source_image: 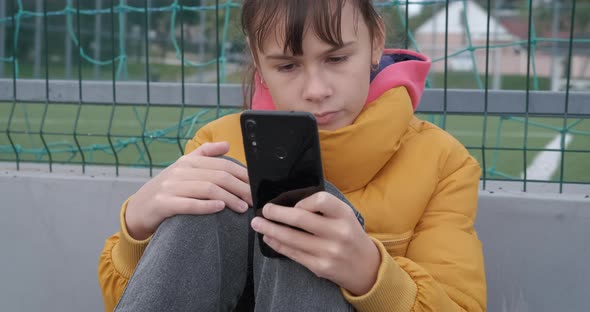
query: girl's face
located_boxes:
[254,3,384,131]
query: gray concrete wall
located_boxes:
[0,165,589,312]
[477,189,590,312]
[0,166,145,312]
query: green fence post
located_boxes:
[73,0,87,173]
[175,0,187,156]
[141,0,154,176]
[108,0,120,176]
[523,0,534,191]
[215,0,221,119]
[482,0,492,190]
[6,0,19,170]
[559,0,577,192]
[41,0,52,172]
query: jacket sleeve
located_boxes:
[342,155,486,311]
[97,129,212,311]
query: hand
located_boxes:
[126,142,252,240]
[250,192,380,296]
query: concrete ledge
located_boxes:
[1,165,589,311]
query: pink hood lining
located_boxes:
[251,49,431,112]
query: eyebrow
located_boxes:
[264,41,356,61]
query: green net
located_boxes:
[0,0,589,189]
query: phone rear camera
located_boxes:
[245,119,256,131]
[245,119,256,139]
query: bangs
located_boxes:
[242,0,358,58]
[240,0,382,109]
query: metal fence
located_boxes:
[0,0,589,192]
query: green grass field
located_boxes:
[431,114,590,184]
[1,102,588,184]
[0,102,238,166]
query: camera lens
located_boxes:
[245,119,256,131]
[245,119,256,139]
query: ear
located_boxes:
[372,17,386,65]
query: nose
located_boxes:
[302,69,333,103]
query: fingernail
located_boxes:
[251,218,260,230]
[240,201,249,212]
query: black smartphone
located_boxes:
[240,110,325,258]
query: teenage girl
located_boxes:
[99,1,486,311]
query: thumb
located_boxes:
[191,141,230,157]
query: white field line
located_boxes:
[522,133,573,180]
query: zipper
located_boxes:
[371,231,413,246]
[380,235,412,246]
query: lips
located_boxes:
[313,111,339,125]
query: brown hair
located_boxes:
[240,0,383,109]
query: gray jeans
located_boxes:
[115,182,360,312]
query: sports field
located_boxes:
[1,102,588,184]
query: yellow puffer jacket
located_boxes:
[98,86,486,311]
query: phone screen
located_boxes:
[241,111,325,258]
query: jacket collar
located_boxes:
[318,87,413,192]
[250,49,431,191]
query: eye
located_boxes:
[327,56,348,64]
[277,63,297,72]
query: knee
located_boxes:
[154,214,215,242]
[161,214,207,229]
[156,209,250,239]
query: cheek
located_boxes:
[258,67,295,110]
[342,66,371,106]
[267,80,299,110]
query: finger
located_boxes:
[167,167,252,206]
[202,169,252,205]
[294,192,352,219]
[262,235,319,271]
[166,197,226,216]
[191,142,230,158]
[261,203,330,236]
[181,155,250,184]
[170,180,249,213]
[251,216,324,256]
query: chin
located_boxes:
[320,120,352,131]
